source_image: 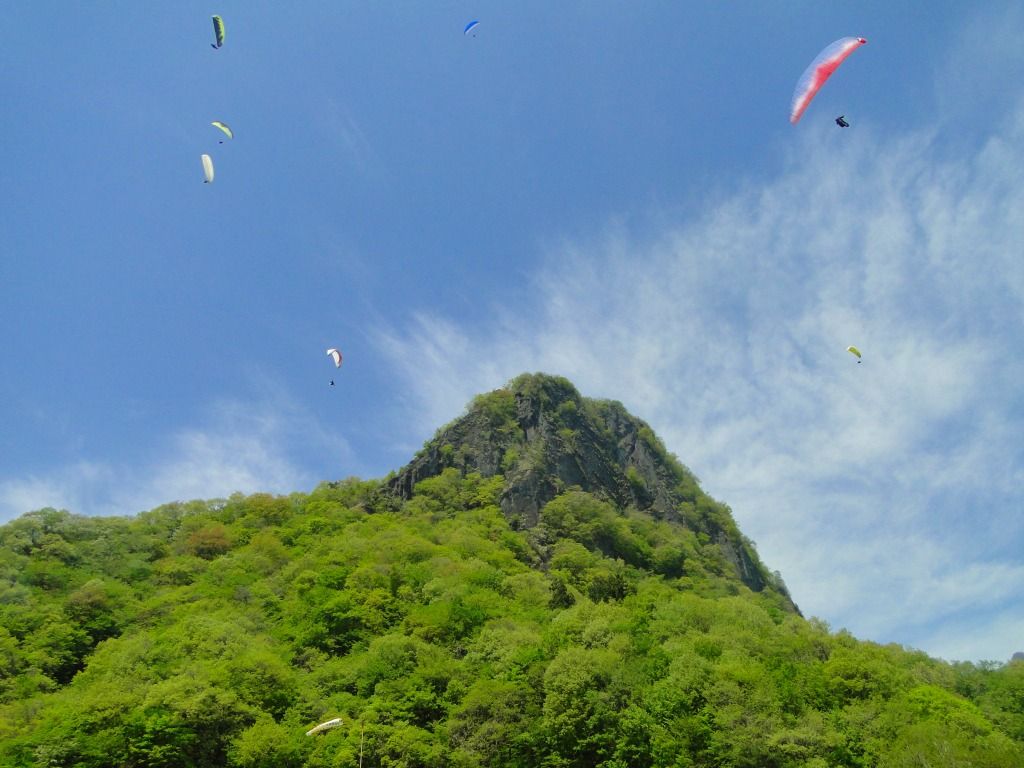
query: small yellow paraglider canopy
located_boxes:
[211,121,233,140]
[846,345,862,362]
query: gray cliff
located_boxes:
[390,373,796,609]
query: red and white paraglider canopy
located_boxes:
[790,37,867,124]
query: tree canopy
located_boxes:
[0,474,1021,767]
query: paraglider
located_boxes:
[847,346,862,363]
[306,718,342,736]
[211,121,233,143]
[327,347,342,385]
[835,115,850,128]
[211,15,225,49]
[790,37,867,124]
[201,154,214,183]
[464,20,480,37]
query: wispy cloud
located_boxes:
[0,392,352,521]
[318,95,383,183]
[376,93,1024,659]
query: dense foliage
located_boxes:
[1,475,1022,767]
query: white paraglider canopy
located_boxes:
[306,717,343,736]
[201,154,214,183]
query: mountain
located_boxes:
[0,374,1021,767]
[391,373,786,603]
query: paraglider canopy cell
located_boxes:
[211,15,225,48]
[790,37,866,124]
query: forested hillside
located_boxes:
[0,376,1021,767]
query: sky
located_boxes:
[2,2,1022,663]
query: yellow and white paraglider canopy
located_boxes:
[211,121,233,140]
[846,345,862,362]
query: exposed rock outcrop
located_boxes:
[390,373,788,605]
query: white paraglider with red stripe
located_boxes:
[790,37,867,124]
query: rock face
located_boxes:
[390,373,785,602]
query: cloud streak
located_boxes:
[0,392,352,522]
[377,101,1024,661]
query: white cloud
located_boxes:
[377,95,1024,660]
[0,463,116,521]
[921,611,1024,664]
[0,393,352,521]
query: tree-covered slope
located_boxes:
[0,378,1021,767]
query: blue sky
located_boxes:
[2,2,1023,663]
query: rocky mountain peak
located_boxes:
[390,373,785,600]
